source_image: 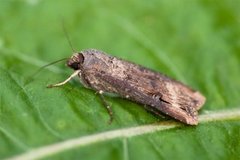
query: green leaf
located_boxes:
[1,0,240,160]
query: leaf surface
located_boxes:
[0,1,240,160]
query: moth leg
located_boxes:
[47,70,81,88]
[97,90,114,124]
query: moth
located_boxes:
[48,49,206,125]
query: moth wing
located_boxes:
[149,80,205,125]
[82,56,205,125]
[122,69,206,125]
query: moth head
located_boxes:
[67,53,84,70]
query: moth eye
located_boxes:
[70,62,80,70]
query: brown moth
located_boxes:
[48,49,206,125]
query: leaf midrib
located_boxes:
[7,108,240,160]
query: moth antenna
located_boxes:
[24,58,68,85]
[61,19,76,53]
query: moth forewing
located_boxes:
[48,49,206,125]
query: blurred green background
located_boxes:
[0,0,240,160]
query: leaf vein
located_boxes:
[7,109,240,160]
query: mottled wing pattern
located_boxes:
[81,50,205,125]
